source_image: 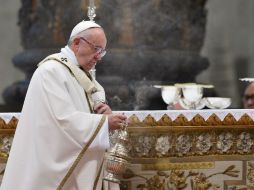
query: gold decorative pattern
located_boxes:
[1,111,254,189]
[143,114,157,126]
[142,162,214,170]
[157,114,172,126]
[223,113,237,125]
[190,114,207,126]
[224,161,254,190]
[114,111,254,189]
[238,113,254,125]
[123,165,239,190]
[127,112,254,127]
[0,117,17,160]
[206,113,223,126]
[172,114,189,126]
[127,126,254,159]
[126,112,254,160]
[128,114,142,127]
[0,119,5,129]
[0,117,18,130]
[247,162,254,185]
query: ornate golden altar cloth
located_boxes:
[116,109,254,190]
[0,113,19,161]
[1,110,254,190]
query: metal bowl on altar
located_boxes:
[179,98,206,110]
[175,83,214,109]
[154,85,180,109]
[205,97,231,109]
[181,84,204,103]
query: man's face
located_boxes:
[243,83,254,109]
[72,28,107,72]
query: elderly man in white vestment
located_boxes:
[0,21,126,190]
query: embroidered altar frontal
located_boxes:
[113,109,254,190]
[2,110,254,189]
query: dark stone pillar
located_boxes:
[3,0,85,109]
[3,0,209,111]
[96,0,209,110]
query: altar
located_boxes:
[1,110,254,190]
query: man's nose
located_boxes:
[94,53,102,61]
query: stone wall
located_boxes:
[0,1,24,105]
[198,0,254,108]
[1,0,210,110]
[1,0,254,110]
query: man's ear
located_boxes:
[72,38,80,52]
[73,38,80,46]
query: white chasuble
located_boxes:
[0,53,119,190]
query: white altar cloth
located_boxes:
[1,109,254,124]
[120,109,254,122]
[0,113,20,124]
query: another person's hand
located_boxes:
[94,102,112,114]
[108,113,127,130]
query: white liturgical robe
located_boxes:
[0,50,119,190]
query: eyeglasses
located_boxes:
[80,37,106,57]
[243,94,254,101]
